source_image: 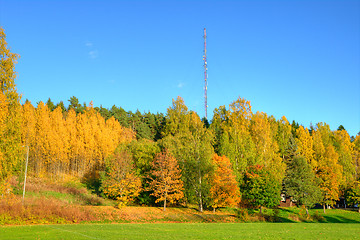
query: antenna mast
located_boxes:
[203,28,208,119]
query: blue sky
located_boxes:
[1,0,359,136]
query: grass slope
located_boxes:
[1,177,360,225]
[1,223,360,240]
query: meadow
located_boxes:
[1,177,360,240]
[2,222,360,240]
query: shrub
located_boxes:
[235,208,249,222]
[312,211,325,222]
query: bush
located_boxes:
[312,211,325,222]
[235,208,249,222]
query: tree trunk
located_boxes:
[163,187,167,211]
[198,169,203,212]
[306,207,309,216]
[163,197,167,211]
[323,204,326,214]
[213,207,216,213]
[199,193,203,212]
[260,206,263,214]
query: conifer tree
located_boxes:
[284,156,321,215]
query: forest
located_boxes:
[1,26,360,214]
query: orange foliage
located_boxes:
[148,150,184,211]
[210,154,240,211]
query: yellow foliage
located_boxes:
[317,145,343,206]
[101,151,142,206]
[296,126,315,168]
[20,101,135,178]
[102,173,142,206]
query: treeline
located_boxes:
[1,26,360,213]
[21,100,134,177]
[44,96,165,141]
[17,96,360,213]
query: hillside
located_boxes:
[1,177,359,225]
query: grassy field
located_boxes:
[1,178,360,239]
[1,222,360,240]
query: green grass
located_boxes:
[1,222,360,240]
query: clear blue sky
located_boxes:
[1,0,359,136]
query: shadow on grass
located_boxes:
[273,216,296,223]
[322,215,360,223]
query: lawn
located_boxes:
[1,223,360,240]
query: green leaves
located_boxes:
[284,156,321,209]
[241,165,281,210]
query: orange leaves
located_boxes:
[210,154,240,210]
[148,150,184,210]
[313,125,343,207]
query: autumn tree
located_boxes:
[354,135,360,179]
[334,129,355,186]
[275,116,293,161]
[148,150,184,211]
[210,154,240,212]
[317,145,342,213]
[0,27,22,185]
[296,126,315,169]
[313,123,343,213]
[250,112,285,183]
[163,96,191,137]
[0,91,8,185]
[101,150,142,207]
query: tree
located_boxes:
[284,156,321,215]
[0,91,8,186]
[163,96,191,137]
[161,97,214,212]
[127,139,160,205]
[337,125,345,131]
[68,96,83,114]
[148,150,184,211]
[353,135,360,179]
[209,154,240,212]
[317,145,342,213]
[296,126,316,169]
[0,27,22,185]
[241,165,281,213]
[344,181,360,213]
[275,116,292,161]
[101,150,142,207]
[334,129,355,186]
[55,101,66,113]
[313,123,343,213]
[250,112,285,183]
[46,98,55,111]
[216,97,257,182]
